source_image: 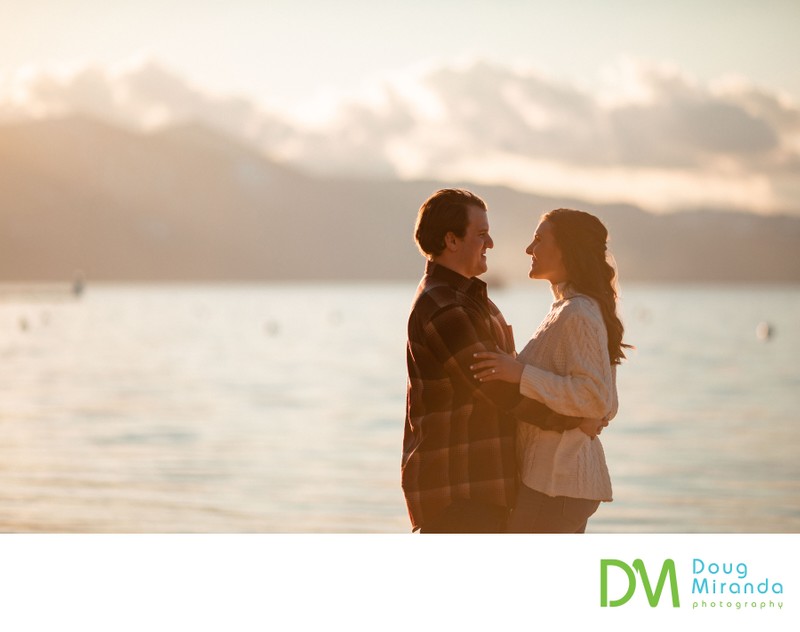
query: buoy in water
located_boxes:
[329,310,343,326]
[756,321,773,341]
[264,320,280,336]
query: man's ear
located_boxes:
[444,231,459,252]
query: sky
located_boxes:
[2,0,800,213]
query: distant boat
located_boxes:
[484,274,508,290]
[0,275,85,302]
[72,271,86,297]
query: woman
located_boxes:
[470,209,630,533]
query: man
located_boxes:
[402,188,589,533]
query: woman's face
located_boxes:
[526,220,568,284]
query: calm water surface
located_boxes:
[1,282,798,532]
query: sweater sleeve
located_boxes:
[519,299,616,419]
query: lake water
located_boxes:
[0,282,798,533]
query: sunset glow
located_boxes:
[1,1,799,214]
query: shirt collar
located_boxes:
[426,260,487,299]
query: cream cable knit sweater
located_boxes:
[516,283,616,501]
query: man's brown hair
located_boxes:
[414,188,487,257]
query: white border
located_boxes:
[0,534,796,631]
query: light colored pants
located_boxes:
[507,484,600,533]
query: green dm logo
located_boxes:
[601,559,681,608]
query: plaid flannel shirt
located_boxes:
[402,261,581,531]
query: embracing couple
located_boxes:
[402,188,631,533]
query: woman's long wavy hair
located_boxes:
[544,208,632,365]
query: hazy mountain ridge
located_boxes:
[1,116,799,283]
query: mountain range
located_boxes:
[1,115,799,283]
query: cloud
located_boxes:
[273,87,418,177]
[1,55,799,213]
[0,56,294,148]
[432,151,776,213]
[307,58,799,212]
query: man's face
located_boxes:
[454,205,493,278]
